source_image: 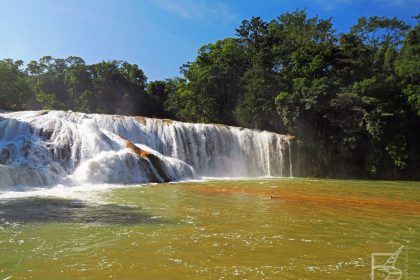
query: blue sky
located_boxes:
[0,0,418,80]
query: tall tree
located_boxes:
[0,59,32,110]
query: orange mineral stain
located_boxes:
[184,184,420,214]
[126,141,151,158]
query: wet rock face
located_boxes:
[0,149,10,164]
[126,141,151,158]
[125,140,171,183]
[37,127,54,140]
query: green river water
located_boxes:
[0,178,419,279]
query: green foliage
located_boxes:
[235,57,279,129]
[21,57,153,115]
[0,59,32,110]
[166,38,247,124]
[351,16,410,47]
[395,23,420,115]
[35,91,66,110]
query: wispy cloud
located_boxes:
[313,0,353,11]
[379,0,420,6]
[154,0,237,24]
[314,0,419,11]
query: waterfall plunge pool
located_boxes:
[0,178,419,279]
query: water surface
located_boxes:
[0,178,419,279]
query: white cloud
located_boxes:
[313,0,353,11]
[375,0,420,6]
[154,0,237,24]
[154,0,191,18]
[314,0,419,11]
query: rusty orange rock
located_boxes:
[126,141,151,158]
[285,134,296,141]
[133,116,147,125]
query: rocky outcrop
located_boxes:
[0,149,10,164]
[125,140,171,182]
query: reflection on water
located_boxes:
[0,178,419,279]
[0,198,167,225]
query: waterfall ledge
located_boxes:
[0,111,294,188]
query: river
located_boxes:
[1,178,419,279]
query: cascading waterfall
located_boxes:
[0,111,294,189]
[288,142,293,178]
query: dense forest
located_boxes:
[0,10,419,179]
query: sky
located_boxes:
[0,0,418,80]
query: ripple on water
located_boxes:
[0,179,419,279]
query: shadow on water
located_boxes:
[0,197,168,225]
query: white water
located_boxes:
[0,111,293,190]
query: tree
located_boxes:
[351,16,410,47]
[166,38,247,124]
[0,59,32,110]
[395,19,420,115]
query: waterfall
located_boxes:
[288,141,293,177]
[0,111,294,189]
